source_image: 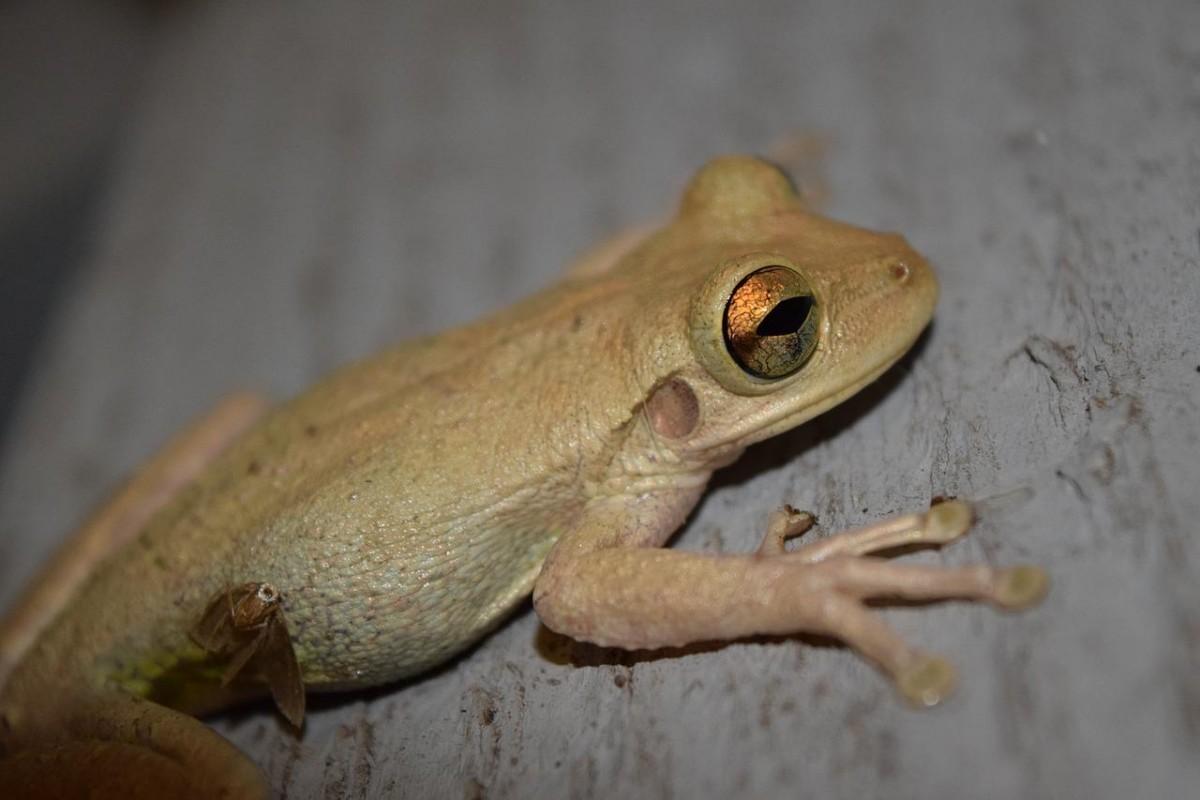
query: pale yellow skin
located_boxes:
[0,157,1046,798]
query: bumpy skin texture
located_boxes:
[0,157,1042,796]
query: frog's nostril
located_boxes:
[889,261,911,283]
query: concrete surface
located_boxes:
[1,1,1197,797]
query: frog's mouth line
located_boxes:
[691,327,926,455]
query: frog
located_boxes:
[0,156,1047,798]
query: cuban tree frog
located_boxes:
[0,156,1047,797]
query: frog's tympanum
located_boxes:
[0,157,1046,798]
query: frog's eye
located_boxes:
[722,266,819,379]
[689,255,821,395]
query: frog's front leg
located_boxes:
[533,499,1047,707]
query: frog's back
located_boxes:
[4,281,640,710]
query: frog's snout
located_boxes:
[884,249,938,325]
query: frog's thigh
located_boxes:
[0,393,268,678]
[562,223,658,279]
[1,694,268,799]
[88,391,269,554]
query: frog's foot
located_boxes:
[806,558,1049,705]
[787,499,974,564]
[895,655,958,708]
[0,692,268,799]
[756,505,816,556]
[992,564,1051,611]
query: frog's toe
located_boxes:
[924,499,973,543]
[756,505,816,556]
[992,565,1049,610]
[895,655,957,708]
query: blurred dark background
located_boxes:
[0,0,169,449]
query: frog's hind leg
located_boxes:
[0,393,268,687]
[1,692,268,799]
[561,224,658,280]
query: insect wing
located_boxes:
[189,582,305,726]
[191,586,244,653]
[220,625,269,686]
[261,612,305,727]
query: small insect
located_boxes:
[191,582,304,727]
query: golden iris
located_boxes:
[722,266,819,379]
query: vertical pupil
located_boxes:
[755,295,813,337]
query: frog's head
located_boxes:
[621,156,937,468]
